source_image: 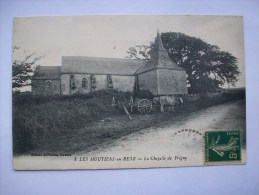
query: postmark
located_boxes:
[205,130,241,164]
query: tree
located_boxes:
[90,74,97,91]
[126,32,240,93]
[12,47,42,92]
[126,45,152,60]
[107,75,114,89]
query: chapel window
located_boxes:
[70,75,76,89]
[46,80,52,87]
[82,78,88,89]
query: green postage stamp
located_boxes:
[205,130,241,164]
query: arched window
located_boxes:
[46,80,52,87]
[45,80,52,95]
[82,78,88,89]
[70,75,76,89]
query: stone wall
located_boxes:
[31,80,61,95]
[61,74,135,95]
[112,75,135,92]
[137,70,158,95]
[157,69,188,95]
[61,74,94,95]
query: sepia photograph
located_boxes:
[12,15,246,170]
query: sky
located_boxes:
[13,15,245,87]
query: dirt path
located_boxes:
[82,99,246,166]
[14,99,246,169]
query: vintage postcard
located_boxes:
[12,15,246,170]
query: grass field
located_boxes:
[13,88,245,155]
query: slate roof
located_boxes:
[136,32,184,74]
[33,33,186,79]
[33,66,61,80]
[61,56,146,76]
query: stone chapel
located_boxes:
[32,32,188,96]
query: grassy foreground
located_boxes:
[13,89,245,155]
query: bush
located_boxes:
[13,90,132,154]
[182,89,245,112]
